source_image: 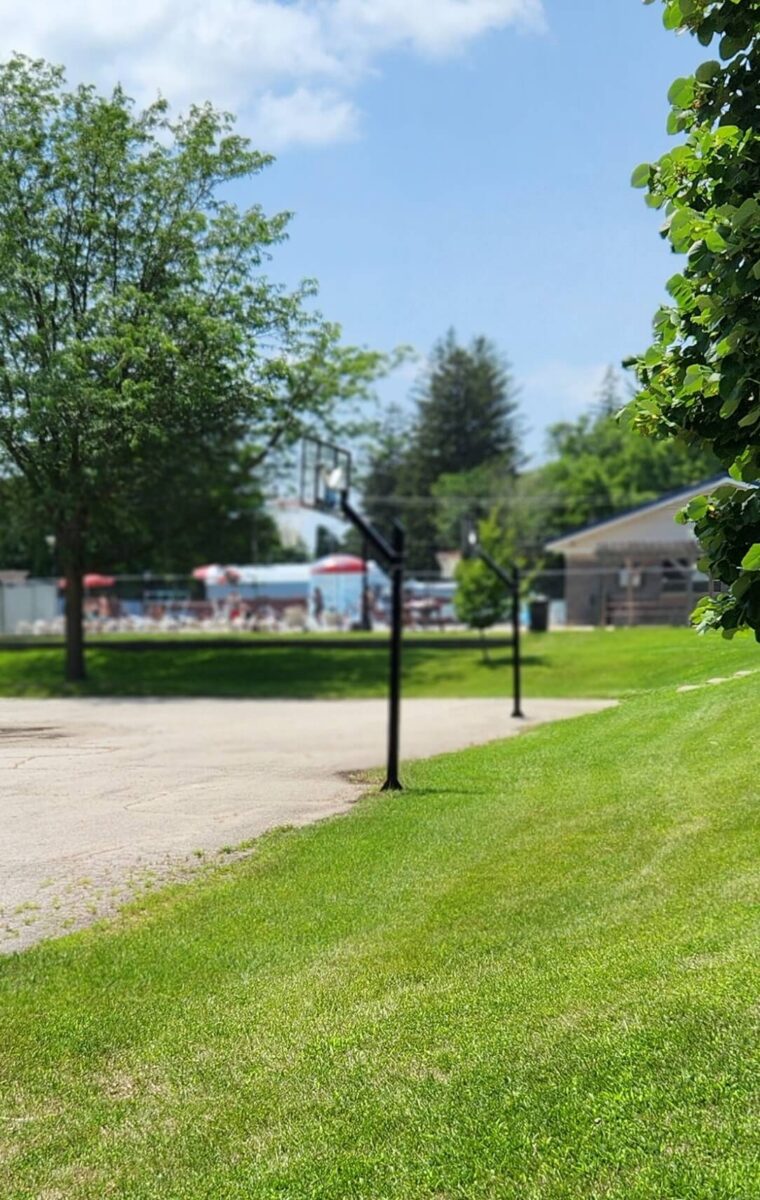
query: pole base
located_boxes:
[381,777,403,792]
[512,709,526,720]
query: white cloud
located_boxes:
[0,0,544,147]
[255,88,360,147]
[327,0,545,57]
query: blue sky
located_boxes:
[0,0,702,462]
[250,1,701,460]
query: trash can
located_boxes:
[528,595,549,633]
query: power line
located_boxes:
[357,493,692,509]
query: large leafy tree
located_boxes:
[0,435,293,575]
[541,370,719,535]
[435,369,718,566]
[629,1,760,638]
[90,429,287,573]
[0,56,385,678]
[0,474,53,575]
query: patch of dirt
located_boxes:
[1,843,261,953]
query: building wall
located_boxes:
[564,542,701,627]
[565,563,606,626]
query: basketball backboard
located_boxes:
[300,437,352,513]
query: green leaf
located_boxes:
[738,405,760,428]
[740,545,760,572]
[719,33,748,60]
[683,364,707,394]
[666,273,693,305]
[713,125,740,145]
[704,228,727,253]
[669,208,698,251]
[684,495,710,522]
[667,76,694,108]
[663,1,683,31]
[720,394,741,418]
[733,198,759,230]
[715,335,734,359]
[631,163,651,189]
[695,60,721,83]
[731,574,753,600]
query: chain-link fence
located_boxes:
[0,557,722,639]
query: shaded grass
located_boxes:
[0,626,757,699]
[1,678,758,1198]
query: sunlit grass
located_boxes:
[2,677,758,1197]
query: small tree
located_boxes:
[0,56,386,678]
[629,2,760,638]
[454,515,512,658]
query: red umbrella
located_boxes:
[192,564,216,581]
[193,565,240,584]
[311,554,366,575]
[58,573,116,589]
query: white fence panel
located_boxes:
[0,582,58,634]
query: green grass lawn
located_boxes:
[2,675,758,1198]
[0,626,757,698]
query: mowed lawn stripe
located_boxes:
[1,679,758,1198]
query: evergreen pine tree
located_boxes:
[357,334,522,572]
[412,331,522,485]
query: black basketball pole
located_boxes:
[511,565,523,720]
[339,493,405,790]
[471,541,525,720]
[383,521,405,791]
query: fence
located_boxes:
[0,562,721,639]
[0,581,58,635]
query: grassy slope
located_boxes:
[0,626,757,698]
[1,677,758,1198]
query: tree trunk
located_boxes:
[479,627,490,664]
[62,532,86,682]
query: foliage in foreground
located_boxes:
[1,679,758,1198]
[630,1,760,637]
